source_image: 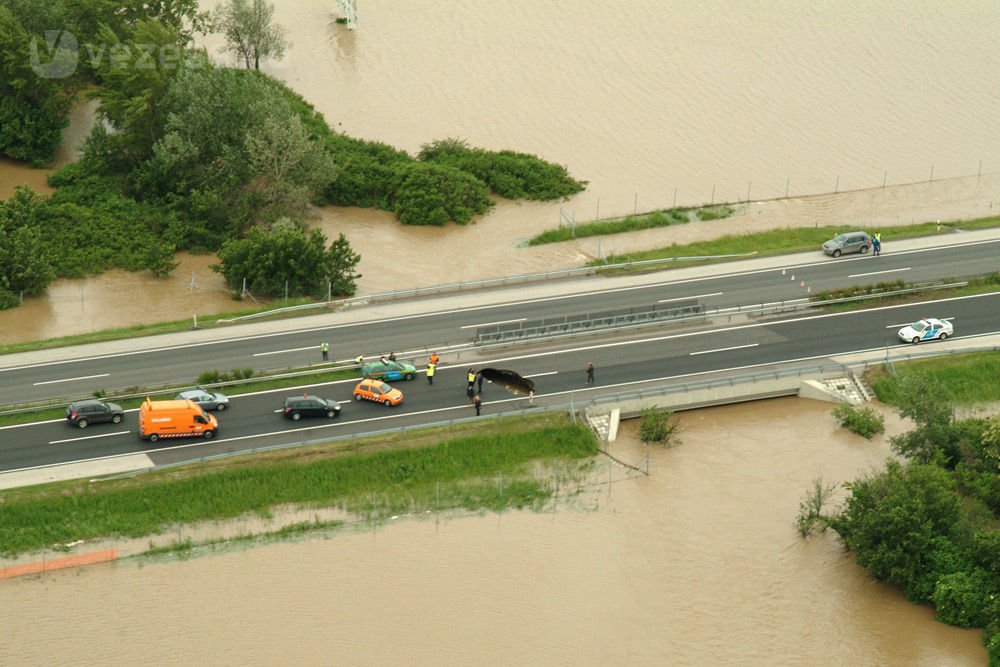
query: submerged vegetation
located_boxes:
[0,415,598,558]
[804,360,1000,661]
[0,0,586,309]
[529,205,733,245]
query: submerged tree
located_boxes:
[215,0,288,70]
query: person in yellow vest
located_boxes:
[354,354,364,367]
[320,342,329,361]
[467,368,476,397]
[426,362,436,385]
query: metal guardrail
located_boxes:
[475,301,705,344]
[219,253,757,323]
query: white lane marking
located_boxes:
[4,238,1000,375]
[690,343,759,356]
[848,267,911,278]
[49,430,130,445]
[253,346,317,357]
[460,318,526,329]
[33,373,109,386]
[524,371,558,378]
[658,292,723,303]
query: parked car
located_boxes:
[65,399,125,428]
[281,395,342,421]
[361,360,417,382]
[353,380,404,407]
[897,317,953,344]
[176,388,230,411]
[822,231,872,257]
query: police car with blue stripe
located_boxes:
[897,317,953,344]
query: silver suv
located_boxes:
[822,231,872,258]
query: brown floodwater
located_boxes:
[0,398,987,665]
[2,0,1000,341]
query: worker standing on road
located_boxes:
[354,354,364,367]
[320,342,329,361]
[477,372,484,394]
[872,233,881,256]
[586,362,595,385]
[429,352,440,366]
[467,368,476,392]
[427,363,436,385]
[388,351,396,361]
[474,394,482,416]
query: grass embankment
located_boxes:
[0,297,318,357]
[590,215,1000,269]
[0,414,598,558]
[0,366,362,428]
[528,205,734,245]
[864,351,1000,405]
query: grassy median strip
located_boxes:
[865,350,1000,405]
[0,414,598,558]
[590,215,1000,270]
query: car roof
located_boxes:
[68,399,107,407]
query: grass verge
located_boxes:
[0,413,598,558]
[0,297,320,357]
[590,215,1000,271]
[864,351,1000,405]
[528,205,734,245]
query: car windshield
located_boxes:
[911,321,928,332]
[377,382,392,393]
[832,235,848,244]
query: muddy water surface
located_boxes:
[3,1,1000,340]
[0,398,987,665]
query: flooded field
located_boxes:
[2,1,1000,340]
[0,398,987,665]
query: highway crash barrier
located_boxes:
[474,301,705,345]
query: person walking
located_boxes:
[354,354,364,367]
[429,352,440,366]
[473,394,482,416]
[528,390,534,406]
[477,371,484,394]
[872,233,881,257]
[586,362,595,385]
[426,362,436,385]
[320,342,329,361]
[467,368,476,392]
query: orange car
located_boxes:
[353,379,404,407]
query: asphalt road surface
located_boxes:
[3,290,999,473]
[2,238,998,405]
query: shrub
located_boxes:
[198,370,221,385]
[932,569,996,628]
[832,404,885,439]
[388,162,493,226]
[639,407,681,445]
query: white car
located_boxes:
[897,317,953,344]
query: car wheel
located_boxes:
[860,245,869,254]
[326,410,336,418]
[111,414,123,424]
[149,434,159,442]
[354,394,363,401]
[291,412,301,421]
[204,430,215,439]
[405,373,414,381]
[911,337,920,344]
[940,332,948,340]
[216,403,227,411]
[383,399,392,407]
[832,249,841,258]
[77,418,89,428]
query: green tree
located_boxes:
[0,187,56,308]
[0,7,73,164]
[830,461,967,603]
[214,0,287,70]
[889,373,963,466]
[213,219,360,298]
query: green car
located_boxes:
[361,360,417,381]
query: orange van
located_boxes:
[138,398,219,443]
